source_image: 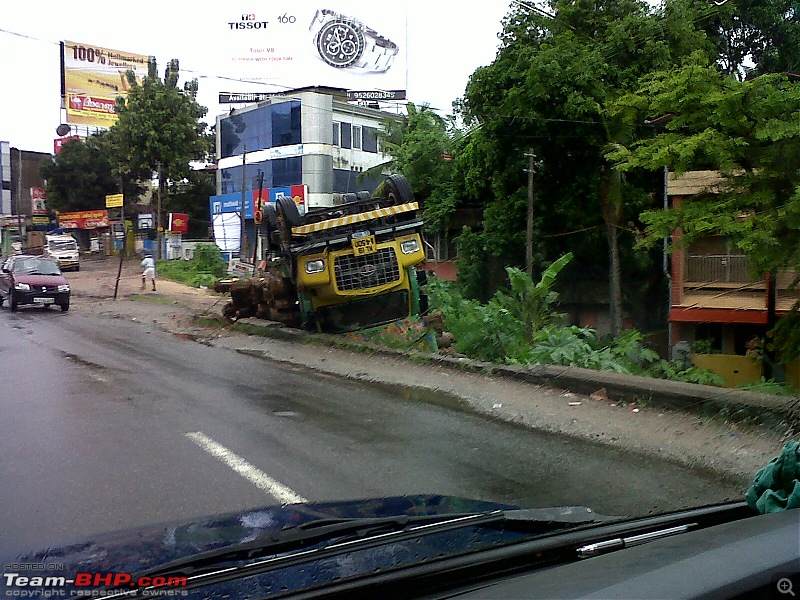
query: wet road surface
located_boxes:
[0,304,744,553]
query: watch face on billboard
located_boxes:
[200,1,407,95]
[316,17,365,68]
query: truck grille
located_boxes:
[334,248,400,291]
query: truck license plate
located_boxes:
[34,298,54,305]
[352,234,376,256]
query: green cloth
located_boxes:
[746,440,800,514]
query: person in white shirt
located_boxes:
[141,254,156,291]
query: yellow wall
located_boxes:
[692,354,763,388]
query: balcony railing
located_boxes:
[685,254,759,284]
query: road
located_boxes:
[0,303,744,554]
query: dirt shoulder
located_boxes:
[66,257,793,487]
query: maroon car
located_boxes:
[0,254,71,312]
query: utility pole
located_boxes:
[525,148,536,277]
[156,162,163,260]
[240,146,247,260]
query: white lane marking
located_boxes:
[186,431,307,504]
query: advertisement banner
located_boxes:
[209,193,254,220]
[57,209,109,229]
[138,213,154,230]
[212,212,241,252]
[62,41,150,127]
[31,187,47,215]
[105,193,124,208]
[169,213,189,234]
[202,2,407,97]
[251,184,307,215]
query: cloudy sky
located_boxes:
[1,1,511,154]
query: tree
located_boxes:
[107,58,213,250]
[376,103,458,233]
[39,133,140,212]
[607,57,800,355]
[457,0,712,334]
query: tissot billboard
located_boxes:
[61,41,150,127]
[204,2,407,96]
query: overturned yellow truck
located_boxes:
[221,175,430,334]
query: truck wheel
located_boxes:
[276,196,302,264]
[384,174,413,206]
[276,196,301,228]
[264,204,278,231]
[10,292,18,312]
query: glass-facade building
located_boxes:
[214,89,395,209]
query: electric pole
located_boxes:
[525,148,536,277]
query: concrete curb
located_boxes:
[231,317,799,429]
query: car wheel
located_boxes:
[10,291,18,312]
[60,302,70,312]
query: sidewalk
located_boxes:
[64,257,794,484]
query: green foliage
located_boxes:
[735,378,798,396]
[772,308,800,363]
[428,265,726,386]
[376,104,459,232]
[157,243,226,288]
[39,133,142,212]
[108,58,213,185]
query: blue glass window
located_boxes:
[219,101,301,158]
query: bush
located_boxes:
[157,243,226,288]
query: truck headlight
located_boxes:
[57,284,70,292]
[400,239,420,254]
[14,283,30,291]
[305,259,325,274]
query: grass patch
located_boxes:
[128,293,175,304]
[156,243,227,288]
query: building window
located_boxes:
[353,125,362,150]
[332,122,341,147]
[340,123,352,149]
[362,126,378,153]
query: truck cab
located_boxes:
[44,234,80,271]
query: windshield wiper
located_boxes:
[116,507,612,594]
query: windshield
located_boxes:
[14,258,62,275]
[48,239,78,251]
[2,2,798,599]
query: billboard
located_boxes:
[61,41,150,128]
[31,187,47,215]
[204,2,407,96]
[57,210,109,229]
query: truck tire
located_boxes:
[384,174,413,206]
[264,204,278,230]
[276,196,302,265]
[277,196,301,228]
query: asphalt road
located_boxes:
[0,303,744,554]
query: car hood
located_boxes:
[2,495,530,597]
[13,273,68,286]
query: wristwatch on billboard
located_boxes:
[309,9,399,73]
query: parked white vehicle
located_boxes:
[44,234,80,271]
